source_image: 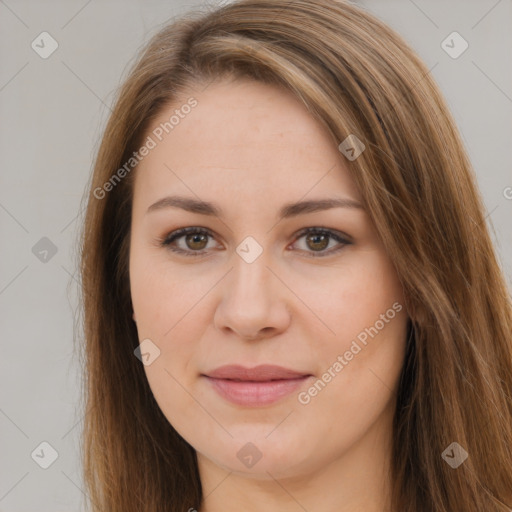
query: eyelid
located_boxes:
[160,226,352,258]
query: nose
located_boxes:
[213,251,291,341]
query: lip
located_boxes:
[202,365,313,407]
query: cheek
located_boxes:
[300,307,407,446]
[294,286,407,465]
[297,247,407,402]
[129,245,215,387]
[131,277,205,385]
[130,250,213,439]
[292,247,405,351]
[130,243,209,338]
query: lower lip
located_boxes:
[205,376,311,407]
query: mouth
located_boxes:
[202,365,313,407]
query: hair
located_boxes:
[78,0,512,510]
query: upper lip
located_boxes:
[204,364,311,381]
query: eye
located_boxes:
[290,227,351,257]
[160,227,218,257]
[159,226,351,258]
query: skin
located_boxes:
[129,76,408,512]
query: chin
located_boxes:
[198,431,320,479]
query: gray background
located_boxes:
[0,0,511,510]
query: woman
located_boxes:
[79,0,512,511]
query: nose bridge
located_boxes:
[229,238,273,300]
[213,234,291,339]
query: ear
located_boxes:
[132,311,137,322]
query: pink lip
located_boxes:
[203,365,312,407]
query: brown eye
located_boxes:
[292,228,351,257]
[305,232,330,251]
[185,232,209,251]
[161,227,217,257]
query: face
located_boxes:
[129,77,408,480]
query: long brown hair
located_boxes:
[78,1,512,510]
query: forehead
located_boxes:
[133,78,361,205]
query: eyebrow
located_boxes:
[146,195,364,219]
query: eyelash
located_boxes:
[159,226,352,258]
